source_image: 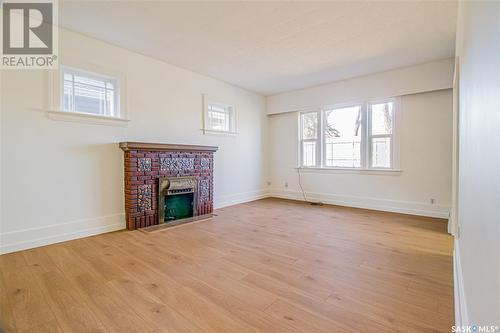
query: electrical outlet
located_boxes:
[285,182,289,188]
[430,198,436,204]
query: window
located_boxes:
[62,67,119,117]
[207,104,231,132]
[369,102,393,168]
[324,106,362,168]
[299,99,398,170]
[203,96,236,134]
[300,112,319,166]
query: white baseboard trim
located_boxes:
[454,238,468,328]
[0,213,125,255]
[269,188,450,219]
[215,189,270,209]
[0,189,449,254]
[0,189,267,255]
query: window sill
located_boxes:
[202,129,237,136]
[46,110,130,127]
[296,167,402,175]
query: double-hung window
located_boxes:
[299,99,398,170]
[62,67,120,117]
[300,112,319,167]
[368,101,394,168]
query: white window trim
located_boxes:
[294,166,402,175]
[202,94,237,136]
[60,65,119,117]
[367,97,401,170]
[298,110,321,167]
[46,109,130,127]
[46,62,129,126]
[298,98,401,171]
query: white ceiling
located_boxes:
[59,1,457,95]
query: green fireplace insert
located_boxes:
[164,193,194,221]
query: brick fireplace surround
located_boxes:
[119,142,218,230]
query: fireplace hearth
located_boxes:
[119,142,218,230]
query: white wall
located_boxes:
[0,29,268,254]
[454,0,500,327]
[267,58,454,115]
[268,89,452,218]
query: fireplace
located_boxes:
[119,142,218,230]
[158,176,198,224]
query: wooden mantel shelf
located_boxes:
[119,142,218,152]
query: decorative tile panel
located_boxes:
[160,158,173,171]
[137,158,152,172]
[200,157,210,170]
[137,184,152,212]
[160,157,194,171]
[199,179,209,202]
[180,158,194,170]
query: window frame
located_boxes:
[299,110,321,167]
[60,65,121,118]
[202,95,237,135]
[367,98,398,169]
[298,98,400,171]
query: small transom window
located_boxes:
[203,96,236,134]
[62,67,120,117]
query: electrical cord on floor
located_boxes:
[297,168,323,206]
[297,167,308,202]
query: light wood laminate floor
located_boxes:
[0,198,454,333]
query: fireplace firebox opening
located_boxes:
[158,177,198,224]
[164,192,194,221]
